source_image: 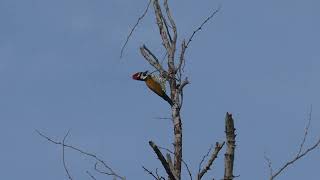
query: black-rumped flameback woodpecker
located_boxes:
[132,71,173,106]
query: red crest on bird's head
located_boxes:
[132,71,149,81]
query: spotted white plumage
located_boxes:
[150,74,167,93]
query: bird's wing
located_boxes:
[151,74,166,93]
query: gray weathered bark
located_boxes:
[224,113,236,180]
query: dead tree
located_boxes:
[132,0,221,179]
[37,1,320,180]
[124,1,232,179]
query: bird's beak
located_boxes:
[132,72,140,80]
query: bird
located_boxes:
[132,71,173,106]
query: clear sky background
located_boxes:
[0,0,319,179]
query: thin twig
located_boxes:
[120,0,151,58]
[186,5,221,48]
[62,130,73,180]
[270,106,320,180]
[142,166,161,180]
[86,171,97,180]
[198,142,225,180]
[264,152,273,178]
[36,130,126,180]
[153,117,172,121]
[297,105,313,156]
[155,168,166,180]
[198,145,214,176]
[159,146,193,180]
[271,137,320,180]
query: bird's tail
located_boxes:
[162,93,173,106]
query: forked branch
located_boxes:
[153,0,172,52]
[149,141,177,180]
[198,142,225,180]
[36,130,126,180]
[120,0,151,58]
[140,45,168,79]
[62,131,73,180]
[266,106,320,180]
[186,5,221,48]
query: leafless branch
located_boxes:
[270,137,320,180]
[149,141,177,180]
[177,40,186,74]
[163,0,177,45]
[178,77,190,92]
[224,112,236,180]
[142,166,164,180]
[198,142,225,180]
[264,152,273,178]
[143,166,159,180]
[152,0,171,52]
[166,153,176,180]
[162,12,173,44]
[153,117,173,121]
[155,168,166,180]
[186,5,221,49]
[36,130,126,180]
[198,145,213,177]
[269,106,320,180]
[120,0,151,58]
[86,171,97,180]
[297,105,312,156]
[159,146,193,180]
[62,130,73,180]
[140,45,168,79]
[136,2,221,180]
[94,162,121,179]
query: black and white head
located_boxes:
[132,71,149,81]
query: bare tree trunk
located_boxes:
[224,113,236,180]
[172,103,182,179]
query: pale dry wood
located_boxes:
[171,100,182,179]
[149,141,177,180]
[163,0,177,75]
[198,142,225,180]
[152,0,171,52]
[160,146,193,180]
[164,0,177,44]
[177,40,186,74]
[152,1,182,179]
[140,45,168,79]
[139,1,220,179]
[224,113,236,180]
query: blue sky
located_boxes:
[0,0,319,179]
